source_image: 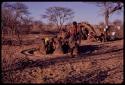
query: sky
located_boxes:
[6,2,124,25]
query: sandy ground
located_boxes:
[1,39,123,84]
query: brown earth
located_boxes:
[1,37,123,84]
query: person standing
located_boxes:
[69,21,80,56]
[104,25,108,42]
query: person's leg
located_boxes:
[78,38,81,45]
[104,32,107,42]
[72,41,78,56]
[79,32,82,45]
[76,42,80,55]
[69,40,76,57]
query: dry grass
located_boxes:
[1,34,123,84]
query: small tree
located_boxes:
[96,2,123,41]
[42,6,74,32]
[2,2,30,46]
[96,2,123,26]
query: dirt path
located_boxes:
[2,40,123,83]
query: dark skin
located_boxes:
[69,21,80,57]
[40,22,80,56]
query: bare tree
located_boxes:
[96,2,123,26]
[13,2,30,45]
[42,6,74,32]
[2,3,15,35]
[2,3,17,45]
[2,2,30,46]
[96,2,123,41]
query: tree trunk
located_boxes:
[105,14,109,26]
[104,12,109,42]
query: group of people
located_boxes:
[40,21,109,56]
[58,21,90,56]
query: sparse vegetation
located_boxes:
[1,2,123,84]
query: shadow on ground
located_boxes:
[3,43,123,73]
[78,45,99,54]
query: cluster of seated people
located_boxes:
[41,36,71,55]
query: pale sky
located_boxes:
[5,2,124,25]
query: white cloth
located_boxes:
[106,26,108,29]
[112,32,116,36]
[104,28,106,32]
[104,26,108,31]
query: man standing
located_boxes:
[104,25,108,42]
[69,21,80,56]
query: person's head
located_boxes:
[101,33,104,35]
[73,21,77,26]
[62,29,65,32]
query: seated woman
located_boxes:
[61,40,70,54]
[45,39,55,54]
[94,33,105,42]
[110,31,116,41]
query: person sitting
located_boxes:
[45,39,55,54]
[99,33,105,42]
[110,31,116,41]
[61,41,70,54]
[94,33,104,42]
